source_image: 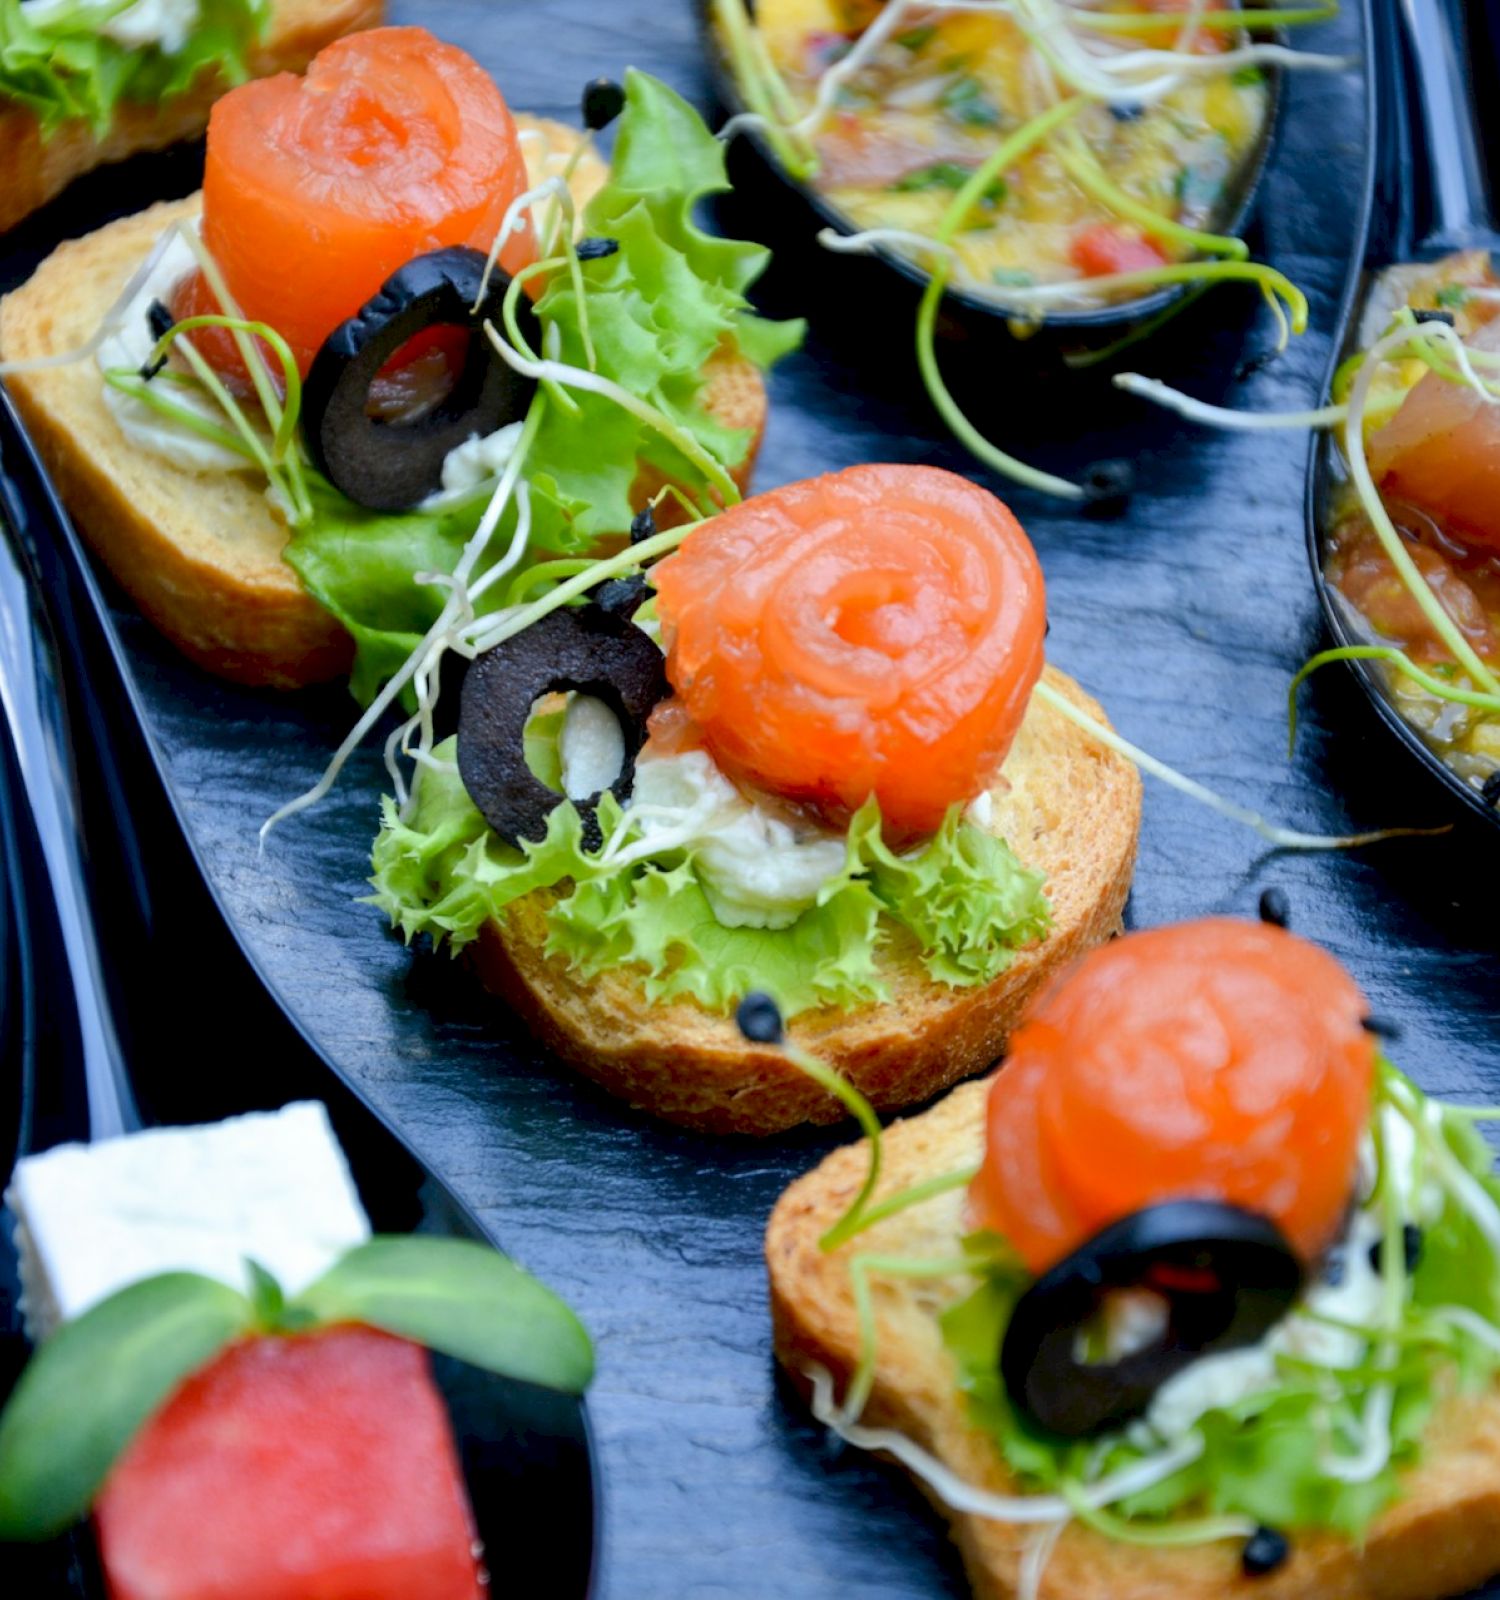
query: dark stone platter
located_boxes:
[4,2,1499,1596]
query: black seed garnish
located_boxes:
[1242,1526,1291,1577]
[139,298,175,379]
[146,298,174,341]
[1361,1013,1402,1041]
[457,602,667,848]
[575,237,620,261]
[1370,1223,1423,1276]
[591,573,649,620]
[737,992,784,1045]
[1108,102,1145,122]
[1235,348,1278,383]
[1001,1201,1303,1437]
[1257,886,1291,928]
[1412,308,1457,327]
[302,247,538,511]
[1082,459,1132,518]
[630,504,658,545]
[1482,770,1500,808]
[582,77,626,131]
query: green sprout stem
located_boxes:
[1058,130,1249,262]
[845,1252,978,1422]
[713,0,819,177]
[1079,5,1338,33]
[918,97,1089,500]
[780,1042,886,1251]
[102,369,257,462]
[1343,329,1500,698]
[1288,646,1500,755]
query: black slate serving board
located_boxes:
[5,2,1500,1596]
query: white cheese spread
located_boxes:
[423,421,526,507]
[21,0,202,55]
[628,749,847,929]
[6,1102,371,1341]
[95,224,250,474]
[1143,1119,1421,1442]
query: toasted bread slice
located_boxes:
[0,118,768,687]
[768,1079,1500,1600]
[0,1,383,235]
[470,665,1141,1134]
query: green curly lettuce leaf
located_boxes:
[0,0,268,137]
[938,1074,1500,1543]
[368,740,1049,1020]
[283,70,802,705]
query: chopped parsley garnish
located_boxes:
[940,74,1002,128]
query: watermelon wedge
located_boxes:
[95,1325,486,1600]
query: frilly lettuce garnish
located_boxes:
[284,70,802,706]
[368,738,1051,1020]
[0,0,268,137]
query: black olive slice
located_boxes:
[302,247,539,512]
[457,603,668,847]
[1000,1201,1303,1438]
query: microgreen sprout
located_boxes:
[1288,647,1500,754]
[1031,677,1437,848]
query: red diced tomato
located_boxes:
[1070,224,1169,279]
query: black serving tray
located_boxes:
[1,3,1499,1597]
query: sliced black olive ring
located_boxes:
[457,595,668,849]
[302,246,539,512]
[1000,1200,1304,1438]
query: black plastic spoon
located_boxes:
[697,0,1288,361]
[0,400,600,1595]
[1304,0,1500,830]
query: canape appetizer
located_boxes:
[767,913,1500,1600]
[371,462,1142,1133]
[0,1102,593,1598]
[0,1,379,234]
[0,26,796,698]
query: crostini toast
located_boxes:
[767,1079,1500,1600]
[472,665,1141,1135]
[0,117,767,687]
[0,0,383,235]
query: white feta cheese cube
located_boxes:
[6,1103,371,1341]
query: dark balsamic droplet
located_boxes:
[1108,102,1145,122]
[1361,1013,1402,1041]
[1482,770,1500,809]
[582,77,627,131]
[1370,1223,1423,1276]
[737,991,785,1045]
[1083,459,1132,518]
[630,504,658,545]
[575,237,620,261]
[1242,1526,1291,1577]
[1412,308,1457,327]
[1257,886,1291,929]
